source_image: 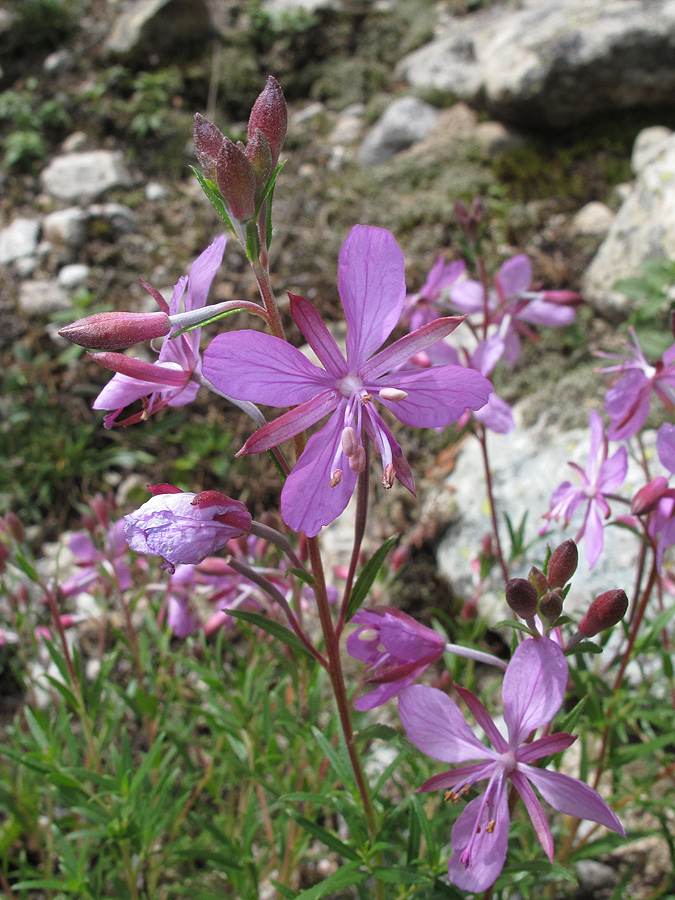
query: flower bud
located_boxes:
[3,511,24,543]
[194,113,225,179]
[539,589,564,624]
[247,75,287,168]
[505,577,538,618]
[245,127,273,187]
[578,589,628,638]
[631,476,669,515]
[59,311,170,350]
[216,138,257,222]
[528,565,548,596]
[547,539,578,588]
[0,542,9,574]
[541,290,584,306]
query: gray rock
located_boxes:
[19,280,71,316]
[40,151,132,203]
[145,181,168,201]
[42,207,89,249]
[0,218,40,265]
[575,859,616,894]
[61,132,88,153]
[263,0,337,12]
[43,49,76,74]
[398,0,675,128]
[358,96,440,166]
[87,203,137,236]
[328,104,366,145]
[570,201,615,237]
[104,0,215,60]
[631,125,674,175]
[473,120,523,157]
[57,264,91,290]
[584,129,675,314]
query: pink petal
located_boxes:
[597,445,628,493]
[455,685,509,753]
[503,638,568,747]
[518,298,576,327]
[203,330,335,406]
[510,770,555,861]
[522,766,625,836]
[398,685,496,764]
[516,732,576,764]
[497,254,532,298]
[184,235,226,312]
[93,373,160,410]
[474,393,514,434]
[447,785,510,892]
[289,293,347,378]
[280,411,358,536]
[657,423,675,474]
[583,501,605,567]
[449,280,484,314]
[238,391,341,454]
[417,760,496,794]
[338,225,406,366]
[376,366,492,427]
[360,317,467,381]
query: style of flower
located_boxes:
[124,484,251,573]
[449,254,577,362]
[544,411,627,566]
[203,225,492,536]
[403,256,466,332]
[347,607,446,710]
[399,637,624,893]
[599,327,675,440]
[92,235,226,427]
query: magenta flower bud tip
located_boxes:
[528,565,548,596]
[247,75,287,167]
[547,539,579,588]
[3,511,24,543]
[578,589,628,637]
[505,577,539,618]
[59,311,170,350]
[541,290,584,306]
[194,112,225,178]
[631,476,670,515]
[245,127,273,186]
[540,589,564,623]
[216,138,257,222]
[0,543,9,574]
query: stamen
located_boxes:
[341,426,359,457]
[329,469,342,488]
[378,387,408,402]
[382,463,395,489]
[486,820,496,834]
[349,446,366,473]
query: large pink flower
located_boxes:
[399,638,624,893]
[204,226,492,536]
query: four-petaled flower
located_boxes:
[399,637,624,893]
[92,235,226,427]
[544,410,627,566]
[203,225,492,536]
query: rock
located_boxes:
[328,104,366,145]
[104,0,215,61]
[473,120,523,157]
[570,201,615,236]
[87,202,137,237]
[43,49,76,74]
[263,0,337,12]
[40,151,132,203]
[0,218,40,265]
[358,96,441,166]
[19,281,71,316]
[575,859,616,894]
[400,103,479,160]
[397,0,675,128]
[631,125,673,175]
[584,129,675,315]
[42,207,89,249]
[61,132,88,153]
[145,181,168,201]
[57,264,90,290]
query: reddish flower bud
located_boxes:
[541,290,584,306]
[547,539,578,588]
[216,138,257,222]
[0,542,9,574]
[3,511,24,543]
[578,589,628,638]
[528,565,548,596]
[631,476,670,515]
[539,589,564,624]
[194,113,225,178]
[245,127,273,187]
[247,75,287,168]
[505,577,538,618]
[59,311,170,350]
[454,200,471,229]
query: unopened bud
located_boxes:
[245,127,273,187]
[59,311,170,350]
[505,577,538,618]
[578,589,628,638]
[194,113,225,178]
[3,511,24,543]
[547,539,578,588]
[454,200,471,229]
[541,290,584,306]
[216,138,257,222]
[540,589,564,624]
[0,542,9,574]
[247,76,287,168]
[528,565,548,597]
[631,477,669,515]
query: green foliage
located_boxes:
[0,77,71,170]
[613,257,675,357]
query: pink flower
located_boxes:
[347,607,446,710]
[203,225,492,536]
[92,235,226,427]
[399,638,624,893]
[403,256,466,332]
[61,519,133,598]
[544,411,627,566]
[124,484,251,573]
[600,328,675,440]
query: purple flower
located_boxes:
[600,328,675,440]
[399,638,624,893]
[203,226,492,536]
[124,484,251,573]
[544,411,627,567]
[347,607,446,710]
[450,254,576,362]
[93,235,226,427]
[403,256,466,332]
[61,519,133,598]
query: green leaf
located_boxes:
[371,866,427,884]
[310,726,354,790]
[225,608,316,662]
[9,549,40,582]
[292,814,360,861]
[493,620,537,636]
[245,220,261,263]
[345,534,399,622]
[565,640,603,656]
[190,167,234,232]
[287,567,315,587]
[292,862,368,899]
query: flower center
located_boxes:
[499,751,517,775]
[338,373,365,399]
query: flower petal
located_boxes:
[339,225,406,366]
[497,254,532,298]
[204,330,334,406]
[503,638,568,747]
[657,422,675,474]
[447,784,510,892]
[360,317,467,381]
[398,685,496,764]
[522,765,625,836]
[289,293,347,377]
[510,770,555,861]
[516,732,576,765]
[184,234,226,311]
[238,391,341,454]
[455,685,509,753]
[417,760,496,794]
[377,366,492,427]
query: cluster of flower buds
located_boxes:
[193,76,287,232]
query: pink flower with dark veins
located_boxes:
[204,225,492,536]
